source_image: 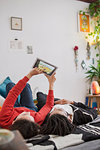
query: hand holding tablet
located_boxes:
[33,58,57,76]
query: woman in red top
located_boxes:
[0,67,56,139]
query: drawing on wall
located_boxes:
[78,13,90,32]
[11,17,22,31]
[10,39,23,49]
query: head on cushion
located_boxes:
[10,119,40,139]
[40,114,75,136]
[36,92,59,111]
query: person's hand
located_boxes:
[45,72,56,84]
[44,72,56,90]
[30,67,43,76]
[27,67,43,79]
[55,99,73,105]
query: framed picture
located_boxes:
[33,58,57,76]
[11,17,22,31]
[78,12,90,32]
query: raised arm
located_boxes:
[44,72,56,90]
[0,68,43,119]
[34,72,56,124]
[54,99,74,105]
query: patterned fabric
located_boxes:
[71,102,97,125]
[26,116,100,150]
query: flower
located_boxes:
[74,46,78,51]
[73,46,79,71]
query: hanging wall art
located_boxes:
[11,17,22,31]
[73,46,79,71]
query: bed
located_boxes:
[25,115,100,150]
[0,90,100,150]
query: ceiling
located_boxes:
[77,0,97,3]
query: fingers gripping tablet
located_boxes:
[33,58,57,76]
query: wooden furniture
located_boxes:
[86,94,100,114]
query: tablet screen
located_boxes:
[33,58,57,75]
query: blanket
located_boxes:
[25,115,100,150]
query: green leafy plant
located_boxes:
[87,0,100,49]
[84,0,100,83]
[79,1,100,83]
[80,0,100,51]
[85,63,100,82]
[89,0,100,17]
[84,3,99,53]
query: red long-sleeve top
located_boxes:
[0,76,54,129]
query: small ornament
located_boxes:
[73,46,79,71]
[86,42,91,59]
[81,60,86,69]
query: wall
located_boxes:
[0,0,95,102]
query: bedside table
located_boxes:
[86,94,100,114]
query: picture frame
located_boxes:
[33,58,57,76]
[11,17,22,31]
[78,12,90,32]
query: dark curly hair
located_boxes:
[40,114,75,136]
[10,119,40,139]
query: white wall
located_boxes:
[0,0,95,102]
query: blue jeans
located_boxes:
[6,83,37,111]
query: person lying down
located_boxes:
[0,68,56,139]
[39,98,97,136]
[0,70,97,138]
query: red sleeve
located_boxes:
[33,90,54,124]
[0,76,29,120]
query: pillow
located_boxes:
[0,77,12,98]
[36,92,60,111]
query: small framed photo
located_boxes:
[11,17,22,31]
[33,58,57,76]
[78,12,90,32]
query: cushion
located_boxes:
[0,77,12,98]
[36,92,60,111]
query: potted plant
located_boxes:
[85,0,100,84]
[89,0,100,17]
[80,0,100,51]
[87,0,100,50]
[85,63,100,83]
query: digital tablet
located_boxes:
[33,58,57,76]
